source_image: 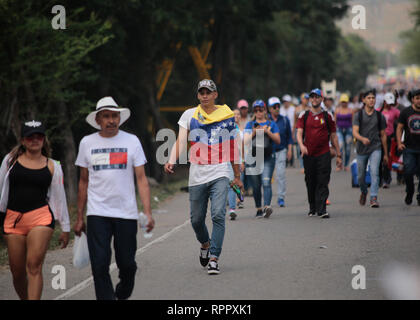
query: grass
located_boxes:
[0,178,188,266]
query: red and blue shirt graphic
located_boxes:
[91,148,128,171]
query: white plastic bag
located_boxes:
[73,232,90,269]
[138,211,153,239]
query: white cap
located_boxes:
[282,94,292,102]
[268,96,281,107]
[384,92,396,105]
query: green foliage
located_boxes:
[400,0,420,64]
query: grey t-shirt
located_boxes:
[353,108,386,155]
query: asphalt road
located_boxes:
[0,162,419,300]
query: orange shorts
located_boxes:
[4,205,55,236]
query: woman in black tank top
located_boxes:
[8,159,52,213]
[2,120,69,300]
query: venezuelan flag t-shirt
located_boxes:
[178,105,239,186]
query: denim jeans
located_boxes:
[189,177,229,259]
[357,149,382,198]
[274,149,287,200]
[403,148,420,196]
[337,127,353,168]
[87,216,138,300]
[247,153,276,208]
[296,143,304,169]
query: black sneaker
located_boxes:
[308,211,316,217]
[405,192,413,205]
[199,247,210,267]
[263,206,273,219]
[256,209,263,219]
[320,212,330,219]
[229,211,237,221]
[208,260,220,275]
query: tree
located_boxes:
[400,0,420,64]
[0,0,112,203]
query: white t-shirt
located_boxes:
[75,130,147,219]
[280,105,296,129]
[178,107,231,187]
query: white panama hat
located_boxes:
[86,96,131,130]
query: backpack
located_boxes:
[357,109,382,138]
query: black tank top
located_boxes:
[7,159,52,213]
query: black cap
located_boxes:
[21,120,46,137]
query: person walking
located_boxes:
[0,120,70,300]
[396,88,420,205]
[295,93,310,173]
[244,100,280,218]
[334,93,353,171]
[268,96,293,207]
[352,89,388,208]
[379,92,400,188]
[73,96,154,300]
[296,89,342,219]
[164,79,243,275]
[227,108,244,219]
[237,99,252,196]
[280,94,296,167]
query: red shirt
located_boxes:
[297,110,336,157]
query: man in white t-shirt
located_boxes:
[74,96,154,300]
[281,94,296,167]
[164,79,243,275]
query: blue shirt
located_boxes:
[268,114,293,152]
[244,120,280,135]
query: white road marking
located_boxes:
[54,219,190,300]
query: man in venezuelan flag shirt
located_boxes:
[164,79,243,275]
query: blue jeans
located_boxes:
[227,163,237,210]
[296,143,304,169]
[337,127,353,168]
[274,149,287,200]
[248,153,276,208]
[189,177,229,259]
[87,216,138,300]
[403,148,420,196]
[357,149,382,198]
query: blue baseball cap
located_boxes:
[309,88,322,97]
[252,99,266,108]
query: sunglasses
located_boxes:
[271,105,280,109]
[24,133,45,141]
[254,108,264,113]
[310,95,322,99]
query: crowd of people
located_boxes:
[0,78,419,300]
